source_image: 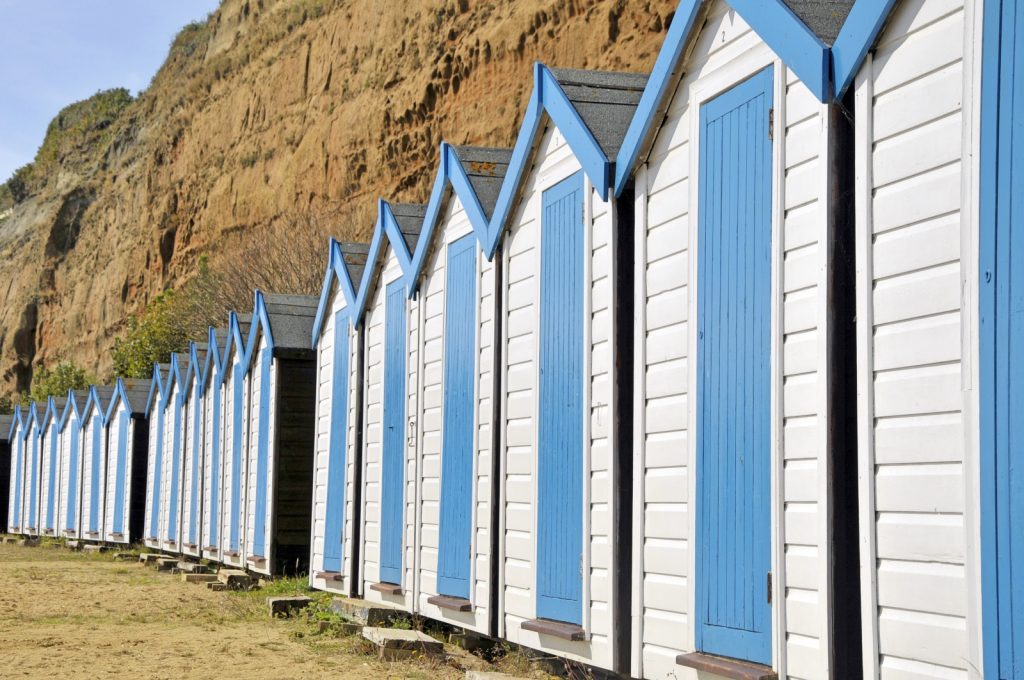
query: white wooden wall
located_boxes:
[23,420,38,536]
[629,4,832,678]
[57,416,78,538]
[160,384,181,551]
[6,427,20,532]
[181,381,203,557]
[855,0,977,678]
[414,194,497,635]
[80,412,105,542]
[310,286,361,594]
[245,336,278,574]
[219,356,250,567]
[102,400,135,544]
[144,397,161,549]
[496,122,617,670]
[38,419,58,536]
[202,364,224,561]
[361,246,419,611]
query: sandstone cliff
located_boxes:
[0,0,675,394]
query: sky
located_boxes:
[0,0,221,181]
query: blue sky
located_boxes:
[0,0,221,181]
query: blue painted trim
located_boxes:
[311,240,361,344]
[614,0,703,195]
[148,381,165,539]
[201,326,224,396]
[28,419,39,530]
[251,346,273,558]
[831,0,899,99]
[322,309,351,574]
[88,412,102,533]
[45,418,59,532]
[352,199,418,325]
[229,360,245,552]
[729,0,828,96]
[188,382,202,546]
[166,392,183,541]
[221,311,250,387]
[65,422,80,532]
[245,290,276,374]
[112,408,129,536]
[145,365,166,417]
[207,368,222,546]
[482,63,611,259]
[407,143,493,296]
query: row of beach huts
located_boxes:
[0,0,1020,677]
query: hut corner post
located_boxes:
[612,180,635,676]
[826,88,862,680]
[350,326,366,600]
[488,252,505,640]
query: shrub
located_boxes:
[29,361,93,402]
[111,290,189,379]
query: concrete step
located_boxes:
[66,540,81,551]
[176,562,210,574]
[361,627,444,661]
[18,538,40,547]
[206,582,229,592]
[217,569,255,590]
[2,537,19,544]
[82,544,108,553]
[182,574,219,584]
[138,553,161,566]
[329,596,410,626]
[112,552,135,561]
[155,558,179,572]
[315,620,362,636]
[268,596,313,618]
[450,631,494,653]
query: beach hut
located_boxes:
[404,144,511,635]
[310,240,369,596]
[474,63,646,674]
[80,386,114,542]
[242,292,317,576]
[38,395,67,537]
[845,0,1004,676]
[201,325,231,563]
[219,312,252,569]
[0,414,11,534]
[58,391,87,540]
[23,402,40,537]
[6,407,24,534]
[611,1,871,676]
[180,342,209,559]
[354,200,426,612]
[102,378,152,545]
[144,364,170,551]
[159,354,187,553]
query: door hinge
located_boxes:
[768,108,774,141]
[767,571,773,604]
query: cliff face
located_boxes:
[0,0,675,393]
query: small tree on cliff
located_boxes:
[29,361,93,402]
[112,290,189,379]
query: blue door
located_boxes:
[188,391,202,547]
[230,363,245,552]
[45,423,58,531]
[12,435,22,529]
[149,397,164,538]
[167,395,183,542]
[253,348,273,558]
[208,383,221,547]
[112,410,129,535]
[380,279,407,585]
[438,234,477,599]
[695,68,774,665]
[981,2,1024,676]
[66,425,79,531]
[323,312,351,574]
[29,432,39,530]
[536,171,584,624]
[89,415,102,533]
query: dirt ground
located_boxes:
[0,542,530,679]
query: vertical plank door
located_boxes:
[536,170,585,625]
[695,66,774,665]
[253,348,273,558]
[438,234,478,599]
[323,312,351,574]
[380,279,408,585]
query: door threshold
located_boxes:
[521,618,586,641]
[676,652,776,680]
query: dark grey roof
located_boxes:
[212,326,230,348]
[339,242,370,291]
[550,68,648,158]
[50,396,67,414]
[454,146,513,218]
[0,415,12,442]
[263,294,318,350]
[782,0,855,46]
[192,343,209,376]
[120,378,152,415]
[89,386,117,416]
[390,203,427,255]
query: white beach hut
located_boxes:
[219,312,252,569]
[353,199,426,612]
[58,390,88,540]
[405,144,510,636]
[242,292,318,576]
[102,378,152,545]
[80,386,114,543]
[0,414,11,535]
[181,342,209,559]
[201,325,231,563]
[38,395,67,538]
[144,363,170,551]
[159,354,187,554]
[6,406,24,535]
[478,63,645,674]
[23,402,40,537]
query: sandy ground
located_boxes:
[0,542,518,680]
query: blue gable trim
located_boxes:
[483,63,609,258]
[201,326,224,396]
[162,354,186,413]
[408,143,494,296]
[312,240,354,345]
[831,0,899,99]
[59,392,82,432]
[221,312,250,387]
[8,405,22,441]
[245,290,276,376]
[729,0,828,96]
[82,387,108,428]
[352,200,417,326]
[145,364,166,417]
[105,382,126,423]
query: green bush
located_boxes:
[112,290,189,379]
[29,361,93,402]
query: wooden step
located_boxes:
[329,596,410,626]
[361,627,443,661]
[182,574,219,584]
